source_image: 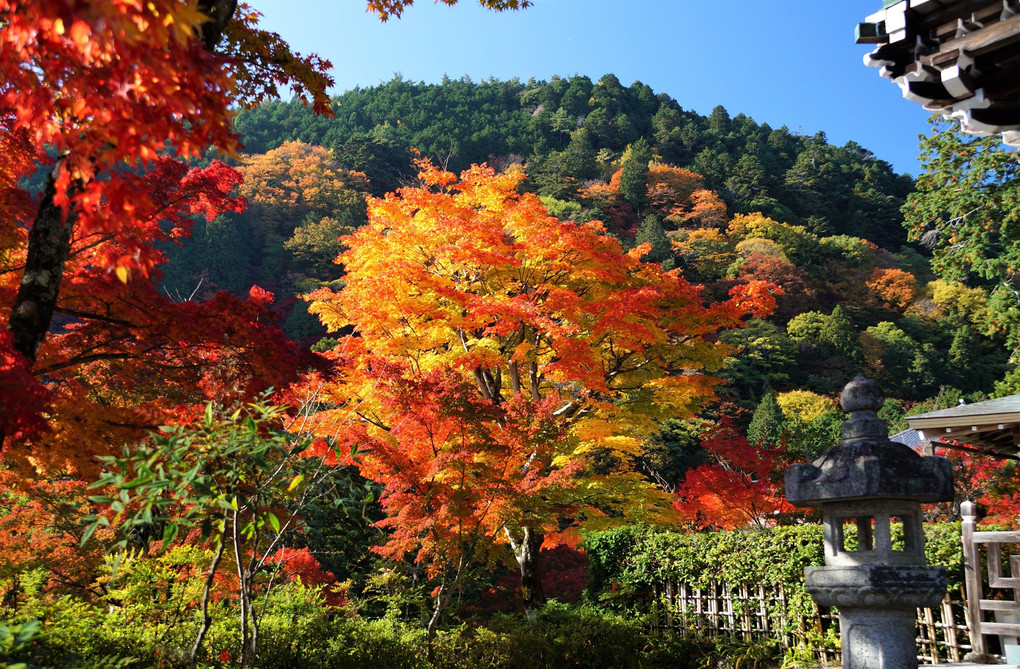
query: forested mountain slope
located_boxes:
[234,74,913,249]
[160,75,1008,417]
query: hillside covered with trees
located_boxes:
[156,74,1020,534]
[4,7,1019,661]
[163,75,1008,413]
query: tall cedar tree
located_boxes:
[299,160,776,616]
[905,118,1020,347]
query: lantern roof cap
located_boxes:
[786,375,954,506]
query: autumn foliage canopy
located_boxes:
[0,0,332,472]
[297,160,776,589]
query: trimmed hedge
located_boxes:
[583,522,965,607]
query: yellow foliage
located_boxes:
[776,390,833,423]
[727,213,814,258]
[670,228,735,280]
[734,238,788,261]
[929,280,990,326]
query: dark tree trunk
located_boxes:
[197,0,238,50]
[1,166,77,450]
[8,165,76,363]
[515,526,546,618]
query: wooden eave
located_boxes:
[906,395,1020,458]
[858,0,1020,141]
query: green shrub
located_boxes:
[582,520,966,640]
[8,583,772,669]
[0,618,40,669]
[430,601,729,669]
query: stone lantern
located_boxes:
[785,375,954,669]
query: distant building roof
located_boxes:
[906,394,1020,459]
[890,428,925,449]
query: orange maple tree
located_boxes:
[865,267,919,312]
[644,164,705,226]
[297,160,775,616]
[237,141,370,232]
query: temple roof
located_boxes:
[856,0,1020,145]
[906,394,1020,459]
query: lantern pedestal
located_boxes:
[806,565,947,669]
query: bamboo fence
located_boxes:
[650,579,973,664]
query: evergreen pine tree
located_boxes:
[822,305,862,364]
[618,137,652,211]
[747,391,784,447]
[635,214,673,267]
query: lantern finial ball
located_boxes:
[840,374,884,414]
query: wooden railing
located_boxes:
[961,500,1020,660]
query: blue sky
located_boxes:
[255,0,933,176]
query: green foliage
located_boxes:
[786,307,863,393]
[538,195,582,221]
[100,545,212,633]
[584,522,966,612]
[431,601,727,669]
[284,299,328,342]
[782,409,843,461]
[747,392,782,447]
[231,75,910,240]
[4,584,764,669]
[584,523,827,642]
[86,400,314,552]
[905,118,1020,348]
[85,399,342,666]
[159,212,257,298]
[640,418,707,489]
[718,319,797,405]
[634,214,672,267]
[618,138,652,211]
[310,336,339,353]
[862,321,937,399]
[818,235,872,268]
[289,466,384,583]
[283,213,356,278]
[9,592,146,668]
[0,619,40,669]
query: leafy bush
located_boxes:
[0,618,40,669]
[5,523,964,667]
[584,522,965,607]
[8,581,771,668]
[429,601,735,669]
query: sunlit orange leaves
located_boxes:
[301,160,772,578]
[866,267,918,312]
